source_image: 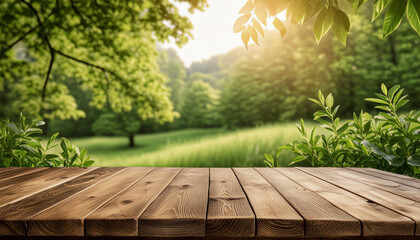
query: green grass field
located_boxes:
[69,123,305,167]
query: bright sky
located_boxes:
[163,0,287,67]
[162,0,248,67]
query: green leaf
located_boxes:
[264,153,274,162]
[387,85,400,99]
[47,133,59,149]
[408,155,420,166]
[36,121,45,126]
[83,160,94,167]
[300,118,306,135]
[7,123,23,133]
[365,98,388,104]
[331,8,350,45]
[348,0,368,13]
[395,99,409,110]
[381,83,388,95]
[407,0,420,35]
[372,0,392,21]
[314,7,334,43]
[383,0,408,37]
[325,93,334,109]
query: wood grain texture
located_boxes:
[85,168,181,236]
[0,167,125,236]
[0,167,47,182]
[332,168,420,203]
[27,167,153,236]
[0,167,54,190]
[0,167,95,208]
[206,168,255,237]
[277,168,414,236]
[233,168,303,237]
[139,168,209,237]
[299,167,420,235]
[256,168,360,237]
[349,168,420,189]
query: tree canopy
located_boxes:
[0,0,207,121]
[234,0,420,47]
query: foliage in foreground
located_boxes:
[235,0,420,48]
[0,114,93,167]
[265,84,420,177]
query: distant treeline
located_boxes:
[9,7,419,138]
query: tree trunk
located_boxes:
[129,134,135,148]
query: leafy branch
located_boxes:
[235,0,420,48]
[265,84,420,177]
[20,0,122,101]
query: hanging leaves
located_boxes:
[407,0,420,35]
[255,3,268,26]
[273,17,287,37]
[383,0,408,37]
[235,0,420,50]
[239,0,255,14]
[372,0,392,21]
[252,19,264,37]
[331,8,350,46]
[241,29,250,50]
[233,13,251,32]
[248,26,259,45]
[314,7,334,43]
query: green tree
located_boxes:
[188,72,220,89]
[181,80,220,128]
[0,0,207,121]
[221,28,334,128]
[91,111,140,148]
[331,9,420,113]
[157,48,187,113]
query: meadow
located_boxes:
[69,123,306,167]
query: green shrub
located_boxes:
[0,114,93,167]
[265,84,420,177]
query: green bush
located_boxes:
[265,84,420,177]
[0,114,93,167]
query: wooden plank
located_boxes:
[206,168,255,237]
[233,168,303,237]
[27,167,153,236]
[276,168,414,236]
[299,167,420,235]
[0,167,96,208]
[349,168,420,189]
[0,167,45,181]
[332,168,420,203]
[0,167,54,189]
[85,168,181,236]
[139,168,209,237]
[0,167,125,236]
[256,168,360,237]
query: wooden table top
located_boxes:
[0,167,420,239]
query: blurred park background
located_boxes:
[1,0,419,167]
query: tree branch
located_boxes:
[7,25,38,50]
[21,0,122,102]
[54,50,120,79]
[42,43,55,101]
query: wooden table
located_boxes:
[1,167,420,240]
